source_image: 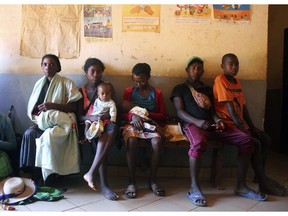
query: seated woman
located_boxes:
[19,54,82,185]
[77,58,119,200]
[120,63,167,198]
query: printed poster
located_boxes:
[174,4,212,22]
[122,5,160,33]
[84,5,113,38]
[213,4,251,22]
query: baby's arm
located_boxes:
[109,101,117,123]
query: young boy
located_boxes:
[213,53,287,196]
[85,82,117,140]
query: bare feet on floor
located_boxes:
[83,173,97,191]
[101,184,119,200]
[260,177,287,196]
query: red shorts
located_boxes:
[183,123,254,158]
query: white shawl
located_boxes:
[27,74,82,181]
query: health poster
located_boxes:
[122,5,160,33]
[213,4,250,22]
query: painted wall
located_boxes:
[0,4,268,80]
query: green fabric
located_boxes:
[0,150,12,178]
[33,186,66,201]
[18,186,66,205]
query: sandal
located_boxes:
[235,190,267,201]
[125,184,137,199]
[150,183,165,197]
[186,191,207,207]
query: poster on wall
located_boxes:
[174,4,212,23]
[213,4,250,22]
[84,5,112,38]
[122,5,160,33]
[20,5,81,58]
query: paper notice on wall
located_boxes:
[213,4,250,22]
[20,5,81,59]
[174,4,212,23]
[84,5,113,38]
[122,5,160,33]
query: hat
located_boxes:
[187,56,204,68]
[85,119,104,140]
[0,177,37,204]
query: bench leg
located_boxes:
[210,147,224,190]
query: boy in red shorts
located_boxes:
[213,53,287,197]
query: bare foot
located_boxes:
[101,184,119,200]
[260,177,287,196]
[83,174,97,191]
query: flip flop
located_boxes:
[235,190,267,201]
[186,191,207,207]
[150,183,165,197]
[125,184,137,199]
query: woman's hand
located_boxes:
[38,101,77,114]
[131,114,144,131]
[37,102,54,112]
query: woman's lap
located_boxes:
[123,124,161,144]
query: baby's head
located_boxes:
[97,82,112,102]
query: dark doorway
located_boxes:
[280,28,288,153]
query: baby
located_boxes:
[85,82,117,140]
[129,106,171,140]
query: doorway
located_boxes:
[280,28,288,153]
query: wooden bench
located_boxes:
[82,120,224,189]
[137,123,224,189]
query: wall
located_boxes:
[0,4,268,80]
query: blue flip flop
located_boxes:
[186,191,207,207]
[235,190,268,201]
